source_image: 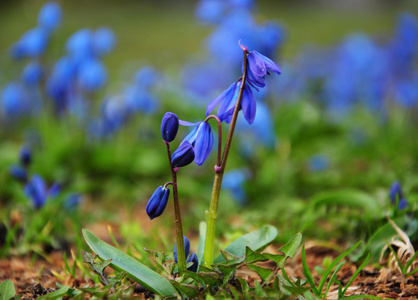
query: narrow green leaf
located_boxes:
[196,221,206,266]
[0,280,16,300]
[214,225,278,264]
[301,246,319,297]
[341,253,370,297]
[323,260,345,299]
[310,189,380,218]
[170,281,199,299]
[82,229,176,298]
[277,232,303,259]
[317,241,361,294]
[37,286,69,300]
[403,251,418,274]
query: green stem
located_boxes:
[203,49,248,267]
[165,141,186,276]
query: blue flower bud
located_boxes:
[174,235,191,263]
[24,174,48,209]
[9,165,28,182]
[92,27,116,56]
[389,181,408,210]
[19,146,32,168]
[161,112,179,142]
[146,186,170,220]
[187,253,199,272]
[171,141,195,168]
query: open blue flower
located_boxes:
[178,120,214,165]
[246,50,281,89]
[206,81,256,124]
[146,186,170,220]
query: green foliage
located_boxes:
[82,229,177,298]
[0,280,16,300]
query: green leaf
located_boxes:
[0,280,16,300]
[196,221,206,266]
[82,229,176,298]
[264,232,302,267]
[310,189,380,218]
[245,247,268,264]
[214,225,278,264]
[37,286,69,300]
[247,265,274,282]
[170,281,199,299]
[341,253,370,297]
[301,246,319,297]
[183,270,206,288]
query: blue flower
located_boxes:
[174,236,199,272]
[171,141,195,168]
[309,154,330,172]
[65,193,81,209]
[246,50,281,89]
[92,27,116,56]
[24,175,48,209]
[21,62,43,86]
[10,166,28,182]
[77,59,107,91]
[195,0,226,24]
[146,186,170,220]
[38,1,62,32]
[161,112,179,142]
[66,29,93,59]
[390,181,408,210]
[1,82,30,117]
[12,28,49,58]
[206,81,256,124]
[178,121,214,165]
[222,168,249,205]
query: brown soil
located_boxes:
[1,243,418,299]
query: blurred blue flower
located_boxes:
[9,165,28,182]
[65,193,81,209]
[134,67,159,89]
[146,186,170,220]
[394,77,418,107]
[308,154,330,172]
[38,1,62,32]
[179,121,214,165]
[161,112,179,142]
[66,29,93,59]
[389,181,408,210]
[77,59,107,91]
[92,27,116,56]
[19,146,32,168]
[10,27,49,59]
[229,0,255,10]
[1,82,30,117]
[124,86,159,114]
[21,62,43,86]
[195,0,226,24]
[171,141,195,168]
[24,174,48,209]
[222,168,250,205]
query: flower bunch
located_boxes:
[144,41,281,274]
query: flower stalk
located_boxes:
[165,141,186,276]
[203,48,249,267]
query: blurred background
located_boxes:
[0,0,417,256]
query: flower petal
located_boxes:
[241,85,256,124]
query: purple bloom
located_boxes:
[161,112,179,142]
[174,236,191,262]
[146,186,170,220]
[171,141,195,168]
[246,50,281,89]
[24,175,48,209]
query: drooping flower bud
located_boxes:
[9,165,28,182]
[171,141,195,167]
[145,186,170,220]
[174,235,191,263]
[187,253,199,272]
[161,112,179,142]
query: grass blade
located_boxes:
[301,246,319,297]
[341,252,371,297]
